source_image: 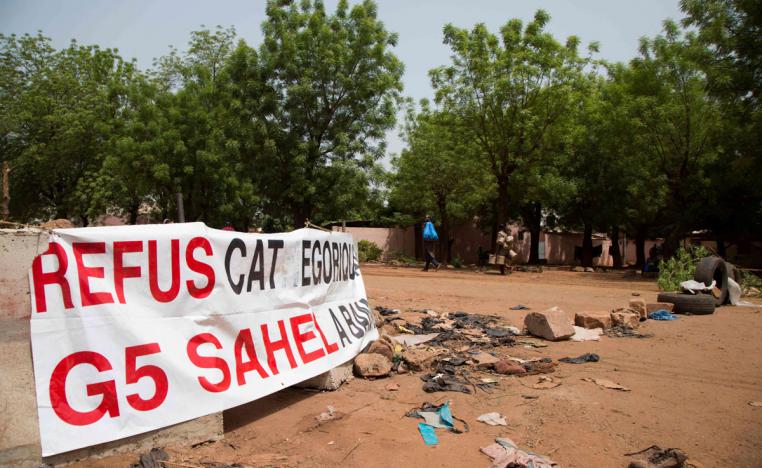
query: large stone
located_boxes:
[353,353,392,378]
[401,347,441,371]
[366,340,394,361]
[524,307,574,341]
[296,359,353,391]
[629,298,648,320]
[611,308,640,329]
[494,360,526,375]
[646,302,675,313]
[574,312,612,330]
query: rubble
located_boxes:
[646,302,675,313]
[402,347,441,371]
[366,340,394,361]
[524,307,574,341]
[629,298,648,320]
[471,351,500,369]
[611,308,640,329]
[575,311,612,329]
[494,360,526,375]
[353,353,392,378]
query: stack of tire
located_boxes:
[657,256,736,315]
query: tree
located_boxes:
[390,101,490,261]
[1,34,135,224]
[256,0,403,227]
[627,21,722,255]
[430,10,594,261]
[681,0,762,257]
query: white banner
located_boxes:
[29,223,376,456]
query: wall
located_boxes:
[334,226,416,261]
[0,228,223,465]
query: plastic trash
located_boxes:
[728,278,741,305]
[649,309,678,320]
[418,422,438,446]
[559,353,600,364]
[680,279,716,294]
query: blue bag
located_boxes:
[423,221,439,241]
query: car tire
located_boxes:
[657,292,716,315]
[693,256,728,306]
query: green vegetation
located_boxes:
[357,240,383,263]
[657,246,711,291]
[0,0,759,269]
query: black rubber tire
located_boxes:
[657,292,716,315]
[693,256,728,306]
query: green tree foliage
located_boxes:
[390,100,490,260]
[256,0,403,227]
[429,10,594,261]
[1,33,135,223]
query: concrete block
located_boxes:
[524,307,574,341]
[0,319,224,465]
[575,312,612,330]
[0,229,49,320]
[295,359,354,391]
[647,302,675,313]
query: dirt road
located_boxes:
[87,266,762,467]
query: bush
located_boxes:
[389,251,417,265]
[357,240,382,262]
[657,245,710,291]
[739,269,762,297]
[450,255,464,268]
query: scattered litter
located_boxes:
[569,325,603,341]
[408,402,469,446]
[521,394,539,399]
[316,405,337,421]
[385,383,400,391]
[480,377,499,384]
[728,278,742,305]
[391,333,440,347]
[517,340,549,348]
[480,437,557,468]
[625,445,692,467]
[477,412,508,426]
[604,325,653,339]
[583,377,630,391]
[471,351,501,369]
[649,309,678,321]
[631,292,641,296]
[376,306,400,316]
[132,447,169,468]
[421,373,472,394]
[681,279,716,294]
[418,422,438,446]
[559,353,600,364]
[328,440,335,445]
[510,305,529,310]
[521,359,557,375]
[397,324,415,334]
[532,376,560,390]
[749,401,762,407]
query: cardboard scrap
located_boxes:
[582,377,631,392]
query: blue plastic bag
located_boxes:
[649,309,677,321]
[423,221,439,241]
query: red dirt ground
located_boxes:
[80,265,762,467]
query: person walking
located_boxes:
[495,223,515,275]
[422,215,441,272]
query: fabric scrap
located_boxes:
[649,309,678,320]
[418,422,438,446]
[559,353,600,364]
[477,412,508,426]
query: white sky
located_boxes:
[1,0,684,163]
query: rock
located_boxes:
[380,324,398,336]
[629,298,648,320]
[524,307,575,341]
[584,267,595,272]
[611,308,640,329]
[372,310,384,328]
[366,340,394,361]
[471,351,500,369]
[571,266,584,272]
[353,353,392,378]
[574,312,612,330]
[647,302,675,313]
[494,360,526,375]
[401,348,440,371]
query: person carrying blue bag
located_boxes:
[422,215,441,272]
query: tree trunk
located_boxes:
[437,198,450,262]
[1,161,10,221]
[581,221,594,268]
[610,225,623,269]
[521,203,542,264]
[176,192,185,223]
[496,175,509,225]
[292,203,312,230]
[635,230,646,269]
[129,202,140,225]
